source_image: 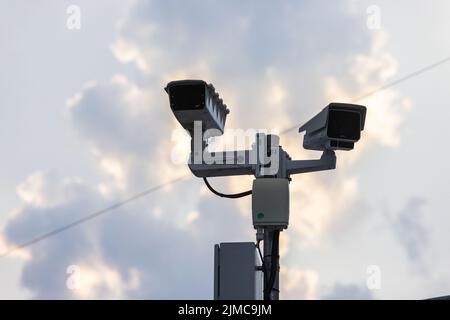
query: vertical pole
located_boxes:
[263,228,280,300]
[213,244,220,300]
[261,133,281,300]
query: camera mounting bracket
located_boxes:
[187,133,336,179]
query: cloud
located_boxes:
[325,34,411,150]
[2,0,413,299]
[391,197,429,273]
[3,171,250,299]
[66,261,140,299]
[280,268,319,300]
[322,282,374,300]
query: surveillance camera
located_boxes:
[298,103,366,151]
[165,80,230,136]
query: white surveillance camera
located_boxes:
[299,103,367,151]
[165,80,230,137]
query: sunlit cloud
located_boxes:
[2,0,418,299]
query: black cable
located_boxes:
[267,230,280,297]
[256,240,267,284]
[203,177,252,199]
[265,230,280,300]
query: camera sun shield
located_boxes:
[165,80,230,136]
[298,103,366,151]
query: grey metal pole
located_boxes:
[263,228,279,300]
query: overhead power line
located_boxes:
[351,55,450,102]
[2,54,450,258]
[280,54,450,135]
[0,174,189,257]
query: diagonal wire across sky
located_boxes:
[0,175,190,257]
[2,54,450,258]
[280,54,450,136]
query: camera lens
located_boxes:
[170,83,205,110]
[327,110,361,140]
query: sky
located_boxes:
[0,0,450,299]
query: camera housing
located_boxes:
[298,103,367,151]
[165,80,230,136]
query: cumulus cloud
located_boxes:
[391,197,429,273]
[324,31,411,150]
[322,282,374,300]
[2,0,413,299]
[280,268,319,300]
[3,171,250,299]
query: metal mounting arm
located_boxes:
[187,134,336,179]
[188,150,254,177]
[286,150,336,176]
